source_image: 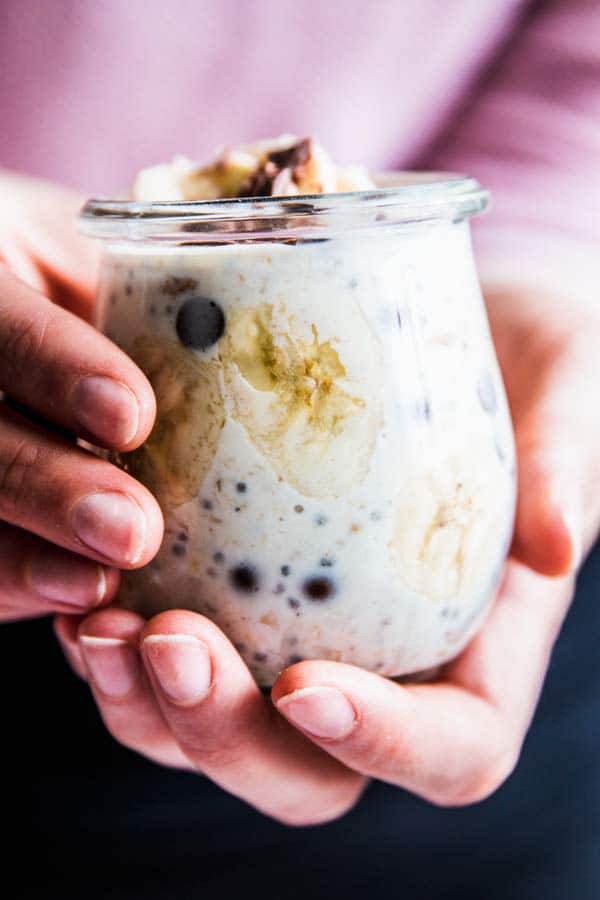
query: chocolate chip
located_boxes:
[287,597,300,609]
[236,482,247,493]
[478,371,497,414]
[294,504,304,514]
[178,531,188,542]
[253,652,268,663]
[213,551,225,564]
[238,139,312,198]
[267,138,311,170]
[280,565,291,576]
[176,297,225,350]
[171,543,186,558]
[303,576,335,602]
[229,564,260,594]
[201,499,213,510]
[319,556,334,567]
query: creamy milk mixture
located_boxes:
[98,221,516,684]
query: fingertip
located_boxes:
[142,608,214,641]
[272,660,372,706]
[271,660,320,705]
[513,490,580,577]
[141,610,254,695]
[120,484,164,570]
[118,365,157,451]
[79,606,146,641]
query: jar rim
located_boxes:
[79,172,489,243]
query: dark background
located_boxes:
[4,543,600,899]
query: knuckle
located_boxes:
[430,745,520,808]
[271,778,368,828]
[0,438,41,518]
[172,705,274,771]
[273,781,365,827]
[0,306,50,371]
[177,727,250,771]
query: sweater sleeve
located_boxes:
[426,0,600,302]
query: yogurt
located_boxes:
[81,153,516,685]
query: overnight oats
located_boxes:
[80,137,516,685]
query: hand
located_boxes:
[0,172,164,623]
[57,282,600,826]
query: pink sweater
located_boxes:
[1,0,599,295]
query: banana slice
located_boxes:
[120,335,224,510]
[221,303,381,498]
[388,446,509,602]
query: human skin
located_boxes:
[2,172,599,825]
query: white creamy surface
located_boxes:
[99,221,516,684]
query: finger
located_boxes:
[0,243,48,296]
[273,561,573,806]
[0,521,118,621]
[0,266,155,450]
[54,614,87,679]
[140,610,366,825]
[512,334,600,575]
[77,608,193,770]
[0,406,163,568]
[0,172,99,315]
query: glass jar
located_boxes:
[80,174,516,685]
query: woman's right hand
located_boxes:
[0,172,164,628]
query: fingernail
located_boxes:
[143,634,212,705]
[28,554,107,608]
[72,376,139,448]
[276,686,357,740]
[79,636,140,698]
[71,492,146,565]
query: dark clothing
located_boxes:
[5,545,600,899]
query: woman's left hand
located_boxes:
[56,283,600,825]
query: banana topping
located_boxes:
[132,135,375,201]
[221,303,381,498]
[120,335,224,510]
